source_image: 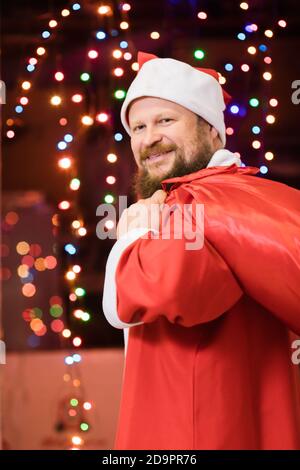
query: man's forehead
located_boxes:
[128,97,183,124]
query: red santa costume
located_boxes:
[102,52,300,450]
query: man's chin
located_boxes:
[132,148,213,198]
[131,171,165,199]
[145,160,175,179]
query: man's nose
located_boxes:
[142,126,163,148]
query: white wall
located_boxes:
[1,348,124,449]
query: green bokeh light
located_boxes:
[114,89,126,99]
[249,98,260,107]
[194,49,205,60]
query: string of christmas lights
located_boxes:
[207,1,287,174]
[3,0,289,449]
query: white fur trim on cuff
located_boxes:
[102,227,159,329]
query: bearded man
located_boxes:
[102,52,300,450]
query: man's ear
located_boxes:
[210,126,223,150]
[210,126,219,140]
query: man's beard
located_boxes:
[131,141,214,199]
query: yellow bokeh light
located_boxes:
[252,140,261,149]
[36,47,46,56]
[266,114,276,124]
[263,72,272,81]
[96,112,109,122]
[62,328,71,338]
[78,227,87,237]
[112,49,122,59]
[131,62,139,71]
[58,157,72,169]
[22,81,31,90]
[16,241,30,255]
[265,152,274,161]
[72,220,81,229]
[59,200,70,210]
[113,68,124,77]
[264,29,273,38]
[50,95,62,106]
[18,264,29,278]
[73,337,82,347]
[81,115,94,126]
[61,9,70,17]
[247,46,256,55]
[120,21,129,30]
[107,153,117,163]
[73,309,83,319]
[66,271,76,281]
[55,71,64,81]
[83,402,92,410]
[70,179,80,191]
[71,436,82,446]
[269,98,278,107]
[98,5,112,15]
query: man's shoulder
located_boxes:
[171,165,300,215]
[189,165,299,200]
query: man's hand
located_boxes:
[117,190,167,239]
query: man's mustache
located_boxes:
[140,144,177,161]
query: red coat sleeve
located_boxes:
[115,233,243,327]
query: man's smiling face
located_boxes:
[128,97,221,198]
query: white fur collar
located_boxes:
[207,149,242,168]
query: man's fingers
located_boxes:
[117,190,167,238]
[138,190,167,206]
[150,190,167,204]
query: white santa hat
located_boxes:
[120,52,231,146]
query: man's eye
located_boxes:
[133,125,145,132]
[159,118,173,123]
